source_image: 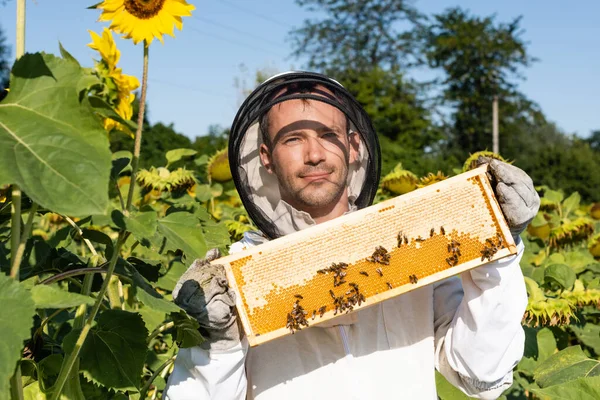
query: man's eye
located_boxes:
[284,137,300,144]
[322,132,338,139]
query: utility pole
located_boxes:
[492,96,499,154]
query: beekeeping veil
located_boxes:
[229,71,381,239]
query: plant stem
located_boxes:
[139,355,176,399]
[50,232,127,400]
[63,215,99,258]
[116,181,126,211]
[16,0,26,58]
[52,40,150,400]
[11,1,26,399]
[10,203,37,279]
[126,42,149,212]
[34,308,66,338]
[39,267,109,285]
[148,321,175,345]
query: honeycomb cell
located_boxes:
[226,169,516,345]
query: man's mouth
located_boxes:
[300,172,331,182]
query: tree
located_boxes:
[289,0,423,76]
[0,23,11,101]
[337,66,438,149]
[422,8,539,156]
[509,122,600,202]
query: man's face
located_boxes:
[259,98,359,212]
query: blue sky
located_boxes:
[1,0,598,140]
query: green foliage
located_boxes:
[29,284,95,308]
[422,7,541,157]
[0,53,112,216]
[64,310,148,391]
[290,0,422,75]
[0,273,36,399]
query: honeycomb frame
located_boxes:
[217,166,517,347]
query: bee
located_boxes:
[360,271,369,277]
[312,310,316,320]
[430,228,435,237]
[440,226,445,235]
[404,235,409,244]
[397,231,403,247]
[409,274,419,284]
[376,268,383,277]
[329,289,335,299]
[386,282,393,290]
[416,236,425,242]
[318,306,327,317]
[294,294,303,299]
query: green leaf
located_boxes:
[531,212,548,228]
[562,192,581,217]
[543,189,564,205]
[434,370,474,399]
[29,285,94,308]
[571,324,600,355]
[165,148,197,167]
[157,212,207,261]
[0,52,111,216]
[111,151,132,179]
[532,376,600,400]
[171,311,204,348]
[138,305,166,332]
[210,183,223,198]
[544,264,576,290]
[88,95,137,132]
[156,260,187,292]
[534,346,600,388]
[0,274,36,399]
[564,251,597,274]
[112,209,157,245]
[58,42,79,66]
[135,286,180,314]
[195,184,213,202]
[537,328,557,363]
[127,257,161,282]
[63,310,148,391]
[194,154,209,166]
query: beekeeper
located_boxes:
[164,71,540,399]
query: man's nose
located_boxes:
[304,136,326,165]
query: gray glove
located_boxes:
[173,249,242,351]
[476,157,540,241]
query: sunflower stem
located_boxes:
[10,2,26,397]
[126,42,149,212]
[50,232,128,400]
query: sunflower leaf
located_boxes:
[63,310,148,391]
[0,52,111,216]
[0,274,36,399]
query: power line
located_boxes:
[194,15,284,48]
[217,0,291,29]
[187,26,286,58]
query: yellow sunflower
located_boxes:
[87,27,120,72]
[97,0,195,46]
[88,28,140,135]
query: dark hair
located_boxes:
[258,81,350,150]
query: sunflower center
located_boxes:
[124,0,166,19]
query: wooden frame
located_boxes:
[217,166,516,347]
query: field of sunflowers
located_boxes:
[1,0,600,399]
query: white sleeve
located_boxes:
[434,239,527,399]
[164,339,248,400]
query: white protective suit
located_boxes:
[165,231,527,400]
[164,72,528,399]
